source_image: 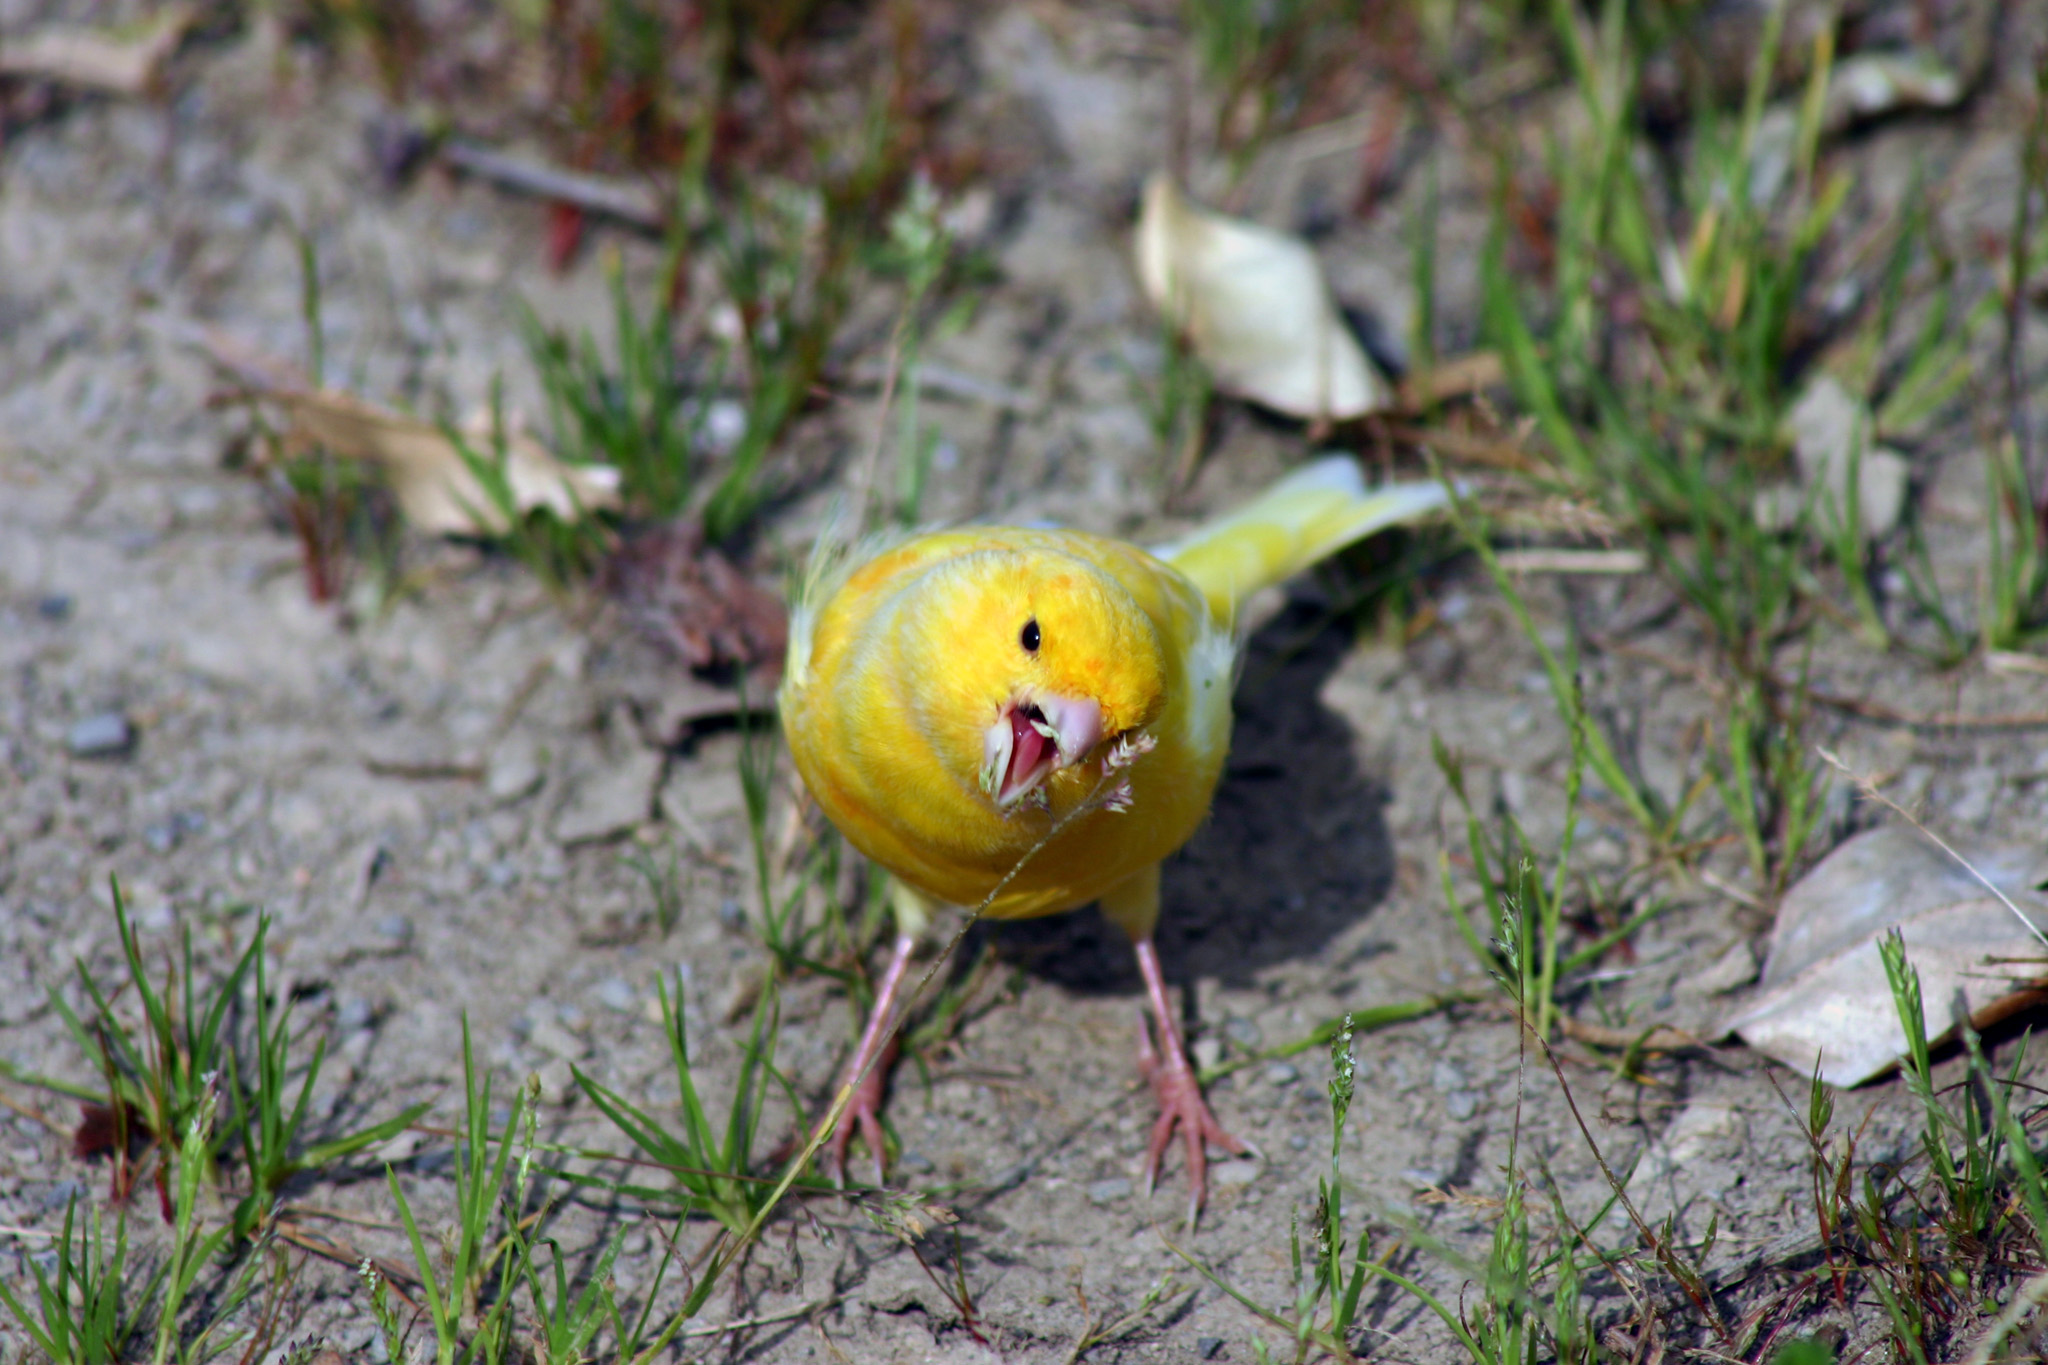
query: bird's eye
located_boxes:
[1020,618,1041,653]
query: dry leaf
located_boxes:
[275,389,620,536]
[1822,53,1966,134]
[605,520,788,678]
[0,2,196,95]
[1135,173,1384,422]
[1723,825,2048,1086]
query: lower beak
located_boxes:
[979,692,1106,807]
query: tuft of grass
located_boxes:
[227,919,427,1241]
[521,259,717,526]
[0,1196,164,1365]
[1166,1015,1387,1362]
[572,971,818,1237]
[386,1023,525,1365]
[48,882,253,1204]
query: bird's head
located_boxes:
[903,548,1167,812]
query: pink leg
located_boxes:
[825,931,917,1186]
[1132,937,1249,1221]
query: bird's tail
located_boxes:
[1153,457,1450,622]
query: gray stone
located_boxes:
[1212,1159,1259,1186]
[373,914,413,946]
[1263,1062,1299,1086]
[595,976,636,1012]
[553,747,663,845]
[484,735,545,804]
[1198,1338,1225,1360]
[67,712,134,758]
[1087,1177,1132,1205]
[1445,1090,1480,1121]
[1430,1060,1467,1093]
[525,1014,586,1062]
[1764,376,1910,539]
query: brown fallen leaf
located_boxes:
[274,389,620,536]
[605,520,788,679]
[0,2,197,95]
[71,1099,149,1160]
[1722,825,2048,1086]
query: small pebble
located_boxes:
[41,1178,86,1211]
[1224,1017,1263,1048]
[1212,1159,1259,1187]
[898,1150,935,1174]
[1087,1177,1131,1205]
[336,996,376,1032]
[36,594,72,622]
[1401,1167,1445,1189]
[703,399,747,453]
[1430,1060,1466,1093]
[1190,1037,1223,1072]
[1197,1337,1225,1360]
[1288,1133,1309,1151]
[67,712,134,758]
[596,977,636,1012]
[373,914,413,946]
[1264,1062,1298,1086]
[1446,1090,1480,1121]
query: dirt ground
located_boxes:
[6,2,2048,1362]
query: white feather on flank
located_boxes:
[1181,613,1237,765]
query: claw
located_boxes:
[1130,937,1248,1223]
[825,1033,898,1187]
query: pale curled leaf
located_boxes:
[275,390,621,536]
[1723,825,2048,1086]
[0,2,197,95]
[1134,174,1384,422]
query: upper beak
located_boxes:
[979,692,1106,808]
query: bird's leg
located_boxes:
[824,930,918,1186]
[1132,935,1248,1220]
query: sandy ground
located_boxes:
[6,3,2048,1361]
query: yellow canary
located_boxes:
[780,458,1448,1209]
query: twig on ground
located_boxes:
[441,141,666,232]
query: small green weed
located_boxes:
[0,1196,164,1365]
[386,1024,524,1365]
[1166,1016,1384,1361]
[521,260,716,525]
[573,972,818,1237]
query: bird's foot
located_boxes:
[1136,1016,1249,1223]
[819,931,918,1187]
[824,1033,898,1187]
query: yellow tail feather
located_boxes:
[1154,457,1449,622]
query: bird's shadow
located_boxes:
[986,601,1395,994]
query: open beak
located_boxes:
[979,692,1105,809]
